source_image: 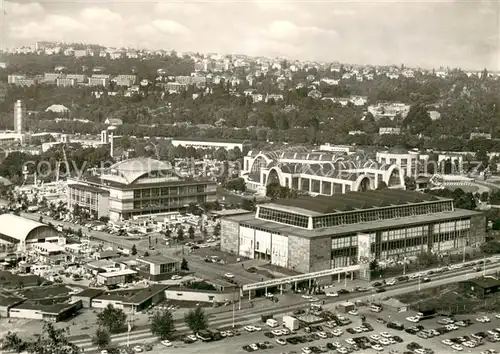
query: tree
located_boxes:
[226,177,246,193]
[3,323,80,354]
[2,331,27,353]
[131,244,137,255]
[96,304,127,333]
[188,225,195,239]
[376,181,388,190]
[177,227,184,241]
[144,251,150,257]
[184,306,208,334]
[181,258,189,271]
[404,176,416,191]
[150,310,175,340]
[92,328,110,349]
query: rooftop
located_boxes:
[227,208,481,239]
[73,288,104,298]
[270,190,444,215]
[67,183,109,194]
[97,269,137,278]
[0,214,52,242]
[137,255,179,265]
[95,284,168,305]
[462,277,500,288]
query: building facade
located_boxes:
[67,158,216,221]
[14,100,25,134]
[221,189,486,273]
[67,184,110,219]
[242,149,405,195]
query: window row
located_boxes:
[258,207,309,228]
[312,201,453,228]
[132,186,206,199]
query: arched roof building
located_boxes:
[242,149,405,195]
[0,214,61,249]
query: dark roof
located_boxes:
[95,284,168,305]
[0,296,24,307]
[74,288,104,299]
[272,189,444,214]
[13,300,80,314]
[67,183,109,194]
[461,277,500,289]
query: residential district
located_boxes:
[1,42,500,354]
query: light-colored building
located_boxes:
[8,74,26,84]
[379,127,401,135]
[14,100,25,134]
[67,183,110,219]
[221,189,485,273]
[135,255,181,281]
[113,75,137,86]
[56,77,77,87]
[66,158,217,221]
[96,269,138,286]
[241,149,405,195]
[88,76,110,87]
[46,104,70,114]
[0,214,63,252]
[376,148,428,178]
[171,138,247,151]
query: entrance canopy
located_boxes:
[242,265,361,291]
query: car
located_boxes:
[476,316,491,323]
[372,282,383,287]
[451,344,463,351]
[272,329,283,336]
[276,338,287,345]
[253,326,262,331]
[224,273,235,278]
[376,288,387,293]
[372,344,384,351]
[186,334,197,341]
[302,294,312,299]
[302,347,312,354]
[442,339,453,346]
[386,279,397,286]
[101,351,108,354]
[406,316,420,323]
[389,350,400,354]
[161,340,172,347]
[250,343,259,351]
[348,310,358,316]
[225,330,234,337]
[496,314,500,319]
[244,325,256,332]
[370,334,381,341]
[327,292,339,297]
[310,297,320,302]
[337,348,348,354]
[133,346,143,353]
[317,332,328,339]
[380,332,392,338]
[345,338,356,345]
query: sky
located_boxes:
[1,0,499,70]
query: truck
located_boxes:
[282,315,299,331]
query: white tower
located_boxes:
[14,100,25,134]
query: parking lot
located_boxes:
[140,304,500,354]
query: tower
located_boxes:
[14,100,25,134]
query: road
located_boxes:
[72,262,500,353]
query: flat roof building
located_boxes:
[136,255,181,281]
[67,157,216,222]
[458,277,500,299]
[221,189,485,274]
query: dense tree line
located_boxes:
[1,57,500,150]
